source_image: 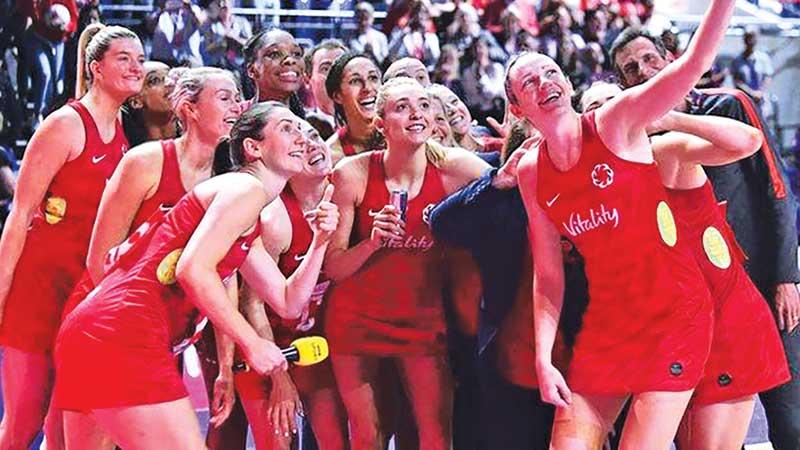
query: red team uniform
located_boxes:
[235,187,336,398]
[62,139,187,316]
[324,151,448,356]
[535,111,714,394]
[0,101,128,354]
[667,182,789,405]
[53,191,258,411]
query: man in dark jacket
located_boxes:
[611,28,800,450]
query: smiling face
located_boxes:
[255,108,308,176]
[580,82,622,113]
[385,58,430,86]
[507,53,574,125]
[182,73,242,141]
[436,87,472,137]
[92,38,145,99]
[248,30,304,101]
[139,62,171,114]
[333,57,382,128]
[613,36,670,88]
[428,96,455,145]
[300,121,333,178]
[377,80,433,149]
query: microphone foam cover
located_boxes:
[292,336,329,366]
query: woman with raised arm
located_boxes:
[580,81,790,450]
[53,102,339,448]
[324,52,384,162]
[508,1,737,448]
[235,122,347,450]
[323,77,489,450]
[0,24,143,448]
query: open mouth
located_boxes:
[359,97,376,111]
[289,149,305,159]
[308,152,326,166]
[406,123,427,133]
[449,114,465,127]
[539,91,562,106]
[223,117,238,125]
[277,71,300,83]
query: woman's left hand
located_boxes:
[267,371,303,438]
[209,369,235,428]
[304,184,339,243]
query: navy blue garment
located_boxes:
[688,88,800,450]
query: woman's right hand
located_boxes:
[537,362,572,408]
[244,338,288,376]
[368,205,405,248]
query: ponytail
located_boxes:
[75,23,105,98]
[213,136,235,175]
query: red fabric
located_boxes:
[324,151,448,356]
[667,182,789,405]
[0,101,127,354]
[535,111,713,395]
[53,192,259,410]
[236,186,336,400]
[700,88,787,200]
[444,248,481,337]
[336,127,357,157]
[62,140,188,318]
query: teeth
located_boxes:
[309,155,324,165]
[289,151,304,158]
[407,124,425,132]
[359,98,376,109]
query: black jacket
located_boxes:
[689,88,800,297]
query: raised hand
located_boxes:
[304,184,339,243]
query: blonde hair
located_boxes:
[75,25,140,98]
[169,67,238,129]
[376,77,446,167]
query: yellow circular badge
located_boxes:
[702,226,731,269]
[156,248,184,285]
[656,201,677,247]
[44,196,67,225]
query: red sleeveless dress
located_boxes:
[53,191,259,411]
[667,182,789,405]
[62,139,186,317]
[236,187,338,399]
[324,151,448,356]
[0,101,128,354]
[535,112,714,394]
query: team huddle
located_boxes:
[0,0,797,449]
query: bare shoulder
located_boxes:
[120,141,165,173]
[259,196,292,257]
[30,105,86,156]
[330,152,371,203]
[517,148,540,184]
[194,172,267,208]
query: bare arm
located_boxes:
[208,276,239,428]
[240,185,338,319]
[0,108,83,314]
[517,151,571,407]
[176,177,286,375]
[86,145,160,283]
[653,111,763,167]
[323,158,401,281]
[603,0,736,136]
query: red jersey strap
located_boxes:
[338,127,358,157]
[68,101,101,156]
[280,188,306,231]
[698,88,786,199]
[159,139,184,195]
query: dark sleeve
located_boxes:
[704,94,800,285]
[429,168,527,250]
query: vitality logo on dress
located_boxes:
[591,163,614,189]
[562,203,620,238]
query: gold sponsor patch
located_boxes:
[656,201,677,247]
[44,196,67,224]
[156,248,184,285]
[702,226,731,269]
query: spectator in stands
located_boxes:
[0,146,15,233]
[242,28,306,118]
[582,7,608,46]
[731,28,774,113]
[431,44,465,99]
[304,39,346,136]
[63,3,101,101]
[387,1,440,70]
[573,42,612,90]
[384,57,430,86]
[200,0,252,70]
[460,34,505,126]
[611,28,800,450]
[151,0,203,67]
[428,84,502,153]
[537,3,582,79]
[347,2,389,66]
[444,3,505,62]
[17,0,78,129]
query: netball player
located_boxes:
[323,77,489,450]
[236,122,347,450]
[325,52,383,161]
[53,102,338,449]
[510,0,736,448]
[581,80,790,450]
[0,25,143,448]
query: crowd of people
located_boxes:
[0,0,799,449]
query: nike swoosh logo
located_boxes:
[158,203,172,213]
[367,209,381,217]
[241,242,251,252]
[546,194,560,208]
[294,253,306,262]
[92,154,107,164]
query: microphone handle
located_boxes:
[232,344,298,373]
